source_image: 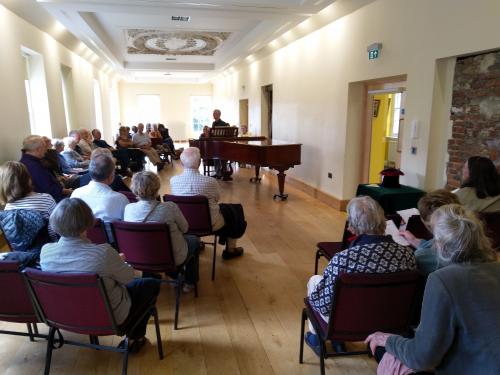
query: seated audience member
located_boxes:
[77,148,131,192]
[366,204,500,375]
[199,125,210,139]
[149,124,162,139]
[126,126,132,139]
[170,147,246,260]
[145,123,152,135]
[116,125,142,174]
[61,137,90,170]
[68,129,84,157]
[78,129,94,158]
[400,189,460,275]
[131,125,138,135]
[48,139,81,189]
[92,129,115,150]
[0,161,57,241]
[20,135,70,202]
[158,124,178,159]
[132,123,164,171]
[305,196,416,355]
[454,156,500,212]
[40,198,160,352]
[41,136,61,174]
[71,154,129,232]
[239,124,253,137]
[124,171,200,292]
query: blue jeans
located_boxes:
[183,234,200,285]
[125,278,161,340]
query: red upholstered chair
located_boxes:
[478,210,500,251]
[0,261,42,341]
[86,218,109,245]
[299,271,421,375]
[24,268,163,375]
[314,221,354,274]
[163,194,220,281]
[111,221,196,329]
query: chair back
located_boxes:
[406,215,433,241]
[163,194,213,236]
[24,268,117,335]
[150,137,163,147]
[0,261,38,323]
[120,191,138,203]
[327,271,421,341]
[86,218,108,245]
[111,221,177,273]
[478,210,500,250]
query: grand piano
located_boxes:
[190,134,302,200]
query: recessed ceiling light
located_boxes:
[171,16,191,22]
[165,57,177,61]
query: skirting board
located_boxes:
[261,170,349,211]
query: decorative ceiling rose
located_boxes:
[127,29,231,56]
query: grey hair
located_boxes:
[346,196,386,235]
[431,204,495,264]
[89,154,115,182]
[131,171,160,200]
[62,136,77,151]
[180,147,201,169]
[53,139,65,149]
[91,147,112,159]
[22,135,44,152]
[50,198,95,237]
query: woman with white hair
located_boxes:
[60,137,90,170]
[366,204,500,374]
[124,171,200,292]
[304,196,416,355]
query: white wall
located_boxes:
[212,0,500,201]
[0,5,119,162]
[119,83,213,140]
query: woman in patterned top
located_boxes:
[0,161,57,240]
[304,196,416,355]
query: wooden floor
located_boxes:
[0,162,378,375]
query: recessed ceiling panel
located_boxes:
[126,29,231,56]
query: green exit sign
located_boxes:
[368,49,379,60]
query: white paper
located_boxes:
[396,208,420,230]
[385,220,410,246]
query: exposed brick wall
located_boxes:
[447,51,500,188]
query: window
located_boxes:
[391,92,403,137]
[22,47,52,137]
[191,96,212,134]
[137,95,160,124]
[61,65,75,134]
[93,80,103,133]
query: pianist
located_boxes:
[170,147,246,260]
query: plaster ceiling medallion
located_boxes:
[127,29,231,56]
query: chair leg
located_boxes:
[121,337,129,375]
[319,339,326,375]
[299,309,306,363]
[174,276,182,330]
[44,327,56,375]
[27,323,34,342]
[152,307,164,360]
[211,236,217,281]
[33,323,39,335]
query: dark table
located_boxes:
[356,184,426,213]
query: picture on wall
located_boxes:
[373,99,381,117]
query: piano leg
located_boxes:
[250,165,262,183]
[273,168,288,201]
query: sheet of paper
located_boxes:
[385,220,410,246]
[396,208,420,225]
